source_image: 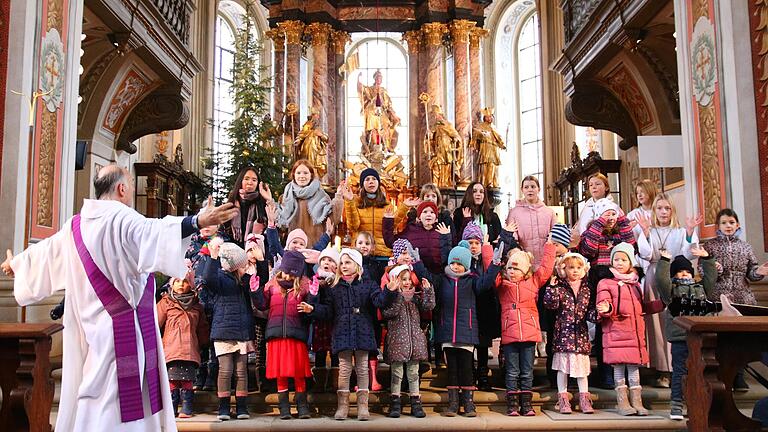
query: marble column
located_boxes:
[450,20,474,183]
[420,23,446,185]
[278,20,304,141]
[306,23,331,182]
[330,30,350,185]
[402,30,422,187]
[469,27,488,127]
[266,28,285,124]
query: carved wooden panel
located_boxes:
[603,64,654,132]
[101,68,153,134]
[748,0,768,251]
[0,0,9,185]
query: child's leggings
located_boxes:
[613,364,641,387]
[391,360,420,396]
[556,372,588,393]
[276,377,307,393]
[338,350,369,391]
[444,348,474,388]
[218,352,248,397]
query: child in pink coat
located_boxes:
[596,242,649,416]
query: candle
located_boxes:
[334,236,341,251]
[391,198,396,211]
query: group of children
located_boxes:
[154,176,766,422]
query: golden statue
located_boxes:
[428,104,463,188]
[470,107,506,187]
[357,70,401,156]
[294,110,328,178]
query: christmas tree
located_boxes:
[219,8,287,202]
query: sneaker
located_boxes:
[670,400,684,420]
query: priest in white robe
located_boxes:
[1,165,237,432]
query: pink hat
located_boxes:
[286,229,308,248]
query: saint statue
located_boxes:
[470,107,506,188]
[357,70,401,156]
[428,104,463,188]
[294,109,329,178]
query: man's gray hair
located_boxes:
[93,167,127,199]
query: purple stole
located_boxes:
[71,214,163,422]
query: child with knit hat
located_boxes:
[414,240,504,417]
[495,238,556,416]
[311,247,341,371]
[308,248,398,421]
[543,252,597,414]
[252,250,315,420]
[595,242,649,416]
[265,202,332,262]
[383,200,452,276]
[204,239,269,420]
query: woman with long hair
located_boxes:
[223,167,268,248]
[453,182,501,245]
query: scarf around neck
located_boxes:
[277,179,332,227]
[610,267,639,284]
[231,190,262,242]
[444,265,471,279]
[170,290,196,310]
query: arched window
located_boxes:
[517,13,542,184]
[212,13,238,191]
[345,35,409,169]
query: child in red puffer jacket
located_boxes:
[495,241,555,416]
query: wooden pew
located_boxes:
[0,323,63,432]
[675,316,768,432]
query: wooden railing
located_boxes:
[0,323,63,432]
[152,0,191,45]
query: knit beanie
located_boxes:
[594,197,620,218]
[507,250,534,276]
[279,250,306,277]
[286,229,309,247]
[340,248,364,269]
[360,167,380,185]
[610,242,638,267]
[390,238,413,262]
[448,240,472,270]
[416,201,438,217]
[219,242,248,272]
[550,223,572,249]
[388,264,411,281]
[462,221,483,242]
[670,255,695,278]
[318,247,340,266]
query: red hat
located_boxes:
[416,201,438,217]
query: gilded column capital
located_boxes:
[278,20,305,45]
[469,27,489,49]
[449,19,475,45]
[330,30,351,55]
[306,22,332,46]
[421,22,447,46]
[402,30,422,54]
[266,28,286,51]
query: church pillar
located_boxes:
[266,28,285,123]
[306,23,332,182]
[279,20,304,141]
[469,27,487,125]
[420,23,446,186]
[403,30,422,187]
[450,20,474,183]
[330,30,351,185]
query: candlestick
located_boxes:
[334,236,341,251]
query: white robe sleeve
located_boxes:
[11,227,70,306]
[637,230,653,261]
[681,230,698,260]
[127,215,190,279]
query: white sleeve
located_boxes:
[637,230,653,261]
[128,215,190,278]
[681,229,698,260]
[11,228,69,306]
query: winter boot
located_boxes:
[179,389,194,418]
[629,386,648,416]
[369,359,382,391]
[476,367,492,392]
[444,387,460,416]
[296,392,311,419]
[461,389,477,417]
[357,390,370,420]
[410,395,426,418]
[388,394,402,418]
[556,392,571,414]
[506,391,520,416]
[578,392,594,414]
[217,396,231,421]
[204,364,218,391]
[615,385,637,416]
[335,390,350,420]
[278,391,292,419]
[235,396,249,419]
[520,391,535,416]
[193,364,207,390]
[171,388,180,417]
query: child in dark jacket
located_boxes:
[311,247,341,371]
[656,246,716,420]
[309,248,398,421]
[204,239,268,421]
[495,241,555,416]
[384,201,451,275]
[381,264,435,418]
[252,250,314,420]
[544,252,596,415]
[157,275,210,418]
[353,230,386,391]
[415,241,503,417]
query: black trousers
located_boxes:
[445,347,474,387]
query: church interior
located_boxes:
[1,0,768,430]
